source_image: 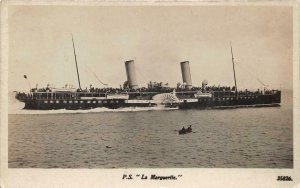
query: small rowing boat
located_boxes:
[179,126,192,135]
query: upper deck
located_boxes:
[15,85,280,101]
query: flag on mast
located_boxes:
[23,75,31,92]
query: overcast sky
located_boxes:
[8,5,293,92]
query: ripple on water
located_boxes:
[8,92,293,168]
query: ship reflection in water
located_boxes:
[8,90,292,168]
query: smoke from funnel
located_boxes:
[180,61,192,89]
[125,60,138,89]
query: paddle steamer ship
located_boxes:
[15,39,281,110]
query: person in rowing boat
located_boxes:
[187,125,192,132]
[181,126,186,132]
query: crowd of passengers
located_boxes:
[16,84,279,99]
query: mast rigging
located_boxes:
[230,42,238,97]
[72,35,82,90]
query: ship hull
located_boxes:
[178,92,281,109]
[22,99,156,110]
[17,91,281,110]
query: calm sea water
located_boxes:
[8,91,293,168]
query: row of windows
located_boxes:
[43,100,119,104]
[200,96,258,102]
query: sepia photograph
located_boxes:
[1,1,299,188]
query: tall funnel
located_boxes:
[180,61,192,89]
[125,60,138,89]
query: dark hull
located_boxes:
[21,99,156,110]
[178,92,281,109]
[179,129,192,135]
[18,92,281,110]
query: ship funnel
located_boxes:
[125,60,138,89]
[180,61,192,89]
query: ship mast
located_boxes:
[230,42,238,97]
[72,35,82,90]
